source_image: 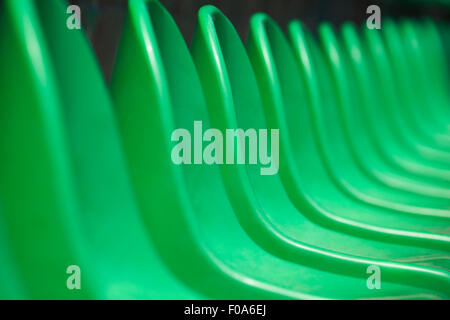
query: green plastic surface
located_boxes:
[1,0,449,299]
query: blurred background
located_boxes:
[67,0,450,82]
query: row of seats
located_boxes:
[0,0,449,299]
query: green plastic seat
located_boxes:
[0,0,92,299]
[0,218,26,299]
[110,0,450,299]
[0,0,203,299]
[194,8,450,296]
[360,24,450,184]
[0,2,27,298]
[418,20,450,129]
[417,20,450,131]
[112,0,318,300]
[1,0,449,300]
[338,22,450,201]
[189,4,450,298]
[399,20,450,143]
[311,22,450,216]
[376,20,450,165]
[235,17,450,254]
[341,23,450,198]
[244,9,450,266]
[425,20,450,117]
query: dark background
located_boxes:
[67,0,450,82]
